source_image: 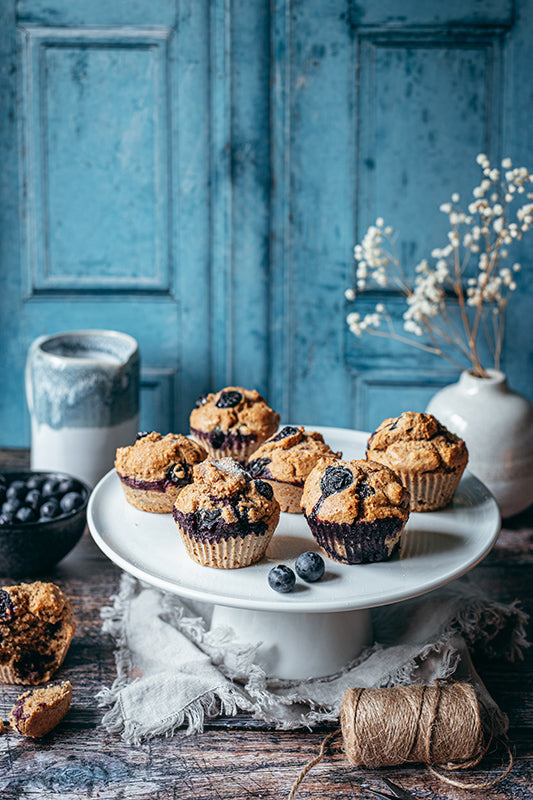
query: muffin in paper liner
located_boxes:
[246,425,342,514]
[392,467,465,512]
[172,457,280,569]
[301,459,410,565]
[366,411,468,512]
[177,525,275,569]
[189,386,280,463]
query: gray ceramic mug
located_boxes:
[26,330,140,488]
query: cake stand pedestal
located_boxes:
[87,427,501,682]
[211,604,372,680]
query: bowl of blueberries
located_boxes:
[0,471,90,576]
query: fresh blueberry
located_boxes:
[165,462,190,486]
[254,479,273,500]
[15,506,38,524]
[60,492,84,514]
[0,487,5,505]
[24,489,43,510]
[215,390,242,409]
[58,478,78,496]
[320,465,353,496]
[2,498,21,515]
[0,511,14,525]
[272,426,300,441]
[194,394,209,408]
[295,552,325,583]
[6,481,27,501]
[26,475,46,491]
[42,478,62,498]
[268,564,296,594]
[39,498,61,519]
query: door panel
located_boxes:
[0,0,531,446]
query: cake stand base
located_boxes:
[211,604,373,681]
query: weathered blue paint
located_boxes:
[0,0,532,446]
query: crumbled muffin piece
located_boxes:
[190,387,280,460]
[302,458,410,564]
[247,426,342,512]
[9,681,72,738]
[0,582,75,685]
[115,432,207,513]
[366,412,468,511]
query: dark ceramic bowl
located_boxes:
[0,471,90,577]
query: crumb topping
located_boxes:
[115,432,206,481]
[189,386,280,439]
[174,458,279,526]
[366,412,468,474]
[247,426,341,484]
[302,458,410,526]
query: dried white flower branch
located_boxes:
[345,154,533,377]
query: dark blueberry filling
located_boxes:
[254,479,273,500]
[320,465,353,497]
[194,394,209,408]
[305,515,403,564]
[247,458,272,479]
[0,589,15,622]
[12,696,27,724]
[356,482,375,500]
[135,431,150,441]
[173,505,268,543]
[14,649,53,683]
[215,390,243,409]
[272,426,300,442]
[118,464,192,494]
[191,428,257,452]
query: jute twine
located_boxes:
[288,682,513,799]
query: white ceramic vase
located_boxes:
[426,370,533,519]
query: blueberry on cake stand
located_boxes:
[88,427,500,681]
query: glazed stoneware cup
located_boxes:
[26,330,140,488]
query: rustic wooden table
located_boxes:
[1,448,531,800]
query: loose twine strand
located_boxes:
[288,683,514,799]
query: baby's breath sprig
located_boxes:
[345,155,532,377]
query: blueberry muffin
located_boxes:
[301,459,410,564]
[0,582,76,685]
[173,458,280,569]
[247,426,342,513]
[366,412,468,511]
[9,681,72,738]
[115,432,207,513]
[189,387,280,461]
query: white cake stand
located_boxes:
[87,427,501,680]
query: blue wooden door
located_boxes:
[1,0,532,445]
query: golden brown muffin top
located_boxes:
[174,458,280,526]
[247,426,341,485]
[301,458,410,526]
[366,412,468,474]
[115,432,206,481]
[1,581,73,627]
[189,386,280,439]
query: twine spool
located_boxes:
[340,682,486,769]
[288,682,513,799]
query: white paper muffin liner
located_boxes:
[395,467,466,512]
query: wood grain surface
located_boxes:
[1,448,532,799]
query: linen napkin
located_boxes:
[97,573,528,743]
